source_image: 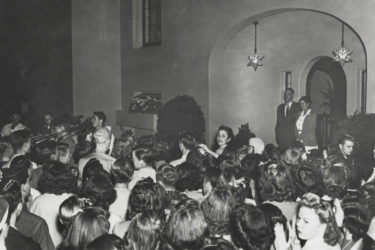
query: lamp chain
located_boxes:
[254,21,258,54]
[341,23,345,47]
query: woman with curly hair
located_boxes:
[294,193,341,250]
[340,195,372,250]
[229,204,274,250]
[258,161,298,220]
[30,160,77,247]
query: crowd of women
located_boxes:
[0,112,374,250]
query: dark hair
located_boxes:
[201,187,237,236]
[241,154,261,181]
[87,234,125,250]
[132,146,155,167]
[258,203,288,236]
[73,140,96,163]
[157,163,178,186]
[58,195,86,235]
[81,174,116,211]
[126,177,162,220]
[218,157,240,171]
[263,144,279,162]
[125,211,164,250]
[339,134,355,145]
[175,162,202,192]
[61,207,109,250]
[3,155,31,185]
[230,204,274,250]
[137,135,155,147]
[321,166,348,199]
[298,193,341,246]
[282,147,303,167]
[341,195,371,242]
[82,158,105,184]
[212,126,235,152]
[258,162,297,202]
[38,160,78,195]
[299,96,312,105]
[164,202,208,250]
[203,167,221,190]
[153,140,170,162]
[111,157,134,184]
[178,131,197,151]
[9,129,31,152]
[285,88,295,94]
[93,111,107,125]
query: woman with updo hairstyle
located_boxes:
[217,165,251,203]
[230,204,274,250]
[340,195,371,250]
[321,165,348,200]
[161,199,208,250]
[86,234,124,250]
[199,125,234,159]
[129,145,156,190]
[57,207,109,250]
[295,193,341,249]
[258,161,298,220]
[58,195,85,236]
[201,187,237,239]
[124,211,164,250]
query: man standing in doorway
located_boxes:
[275,88,301,152]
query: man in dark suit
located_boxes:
[275,88,301,152]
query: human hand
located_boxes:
[274,223,289,250]
[198,144,209,152]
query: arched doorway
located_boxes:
[306,56,347,147]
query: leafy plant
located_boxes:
[156,95,205,143]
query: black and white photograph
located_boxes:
[0,0,374,250]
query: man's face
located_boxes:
[44,114,52,126]
[284,90,294,103]
[339,140,354,157]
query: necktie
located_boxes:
[285,104,290,117]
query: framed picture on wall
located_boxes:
[128,91,162,114]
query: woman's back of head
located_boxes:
[86,234,124,250]
[230,204,274,250]
[125,211,164,250]
[164,202,208,250]
[62,207,110,250]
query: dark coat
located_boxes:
[295,110,317,147]
[275,102,300,151]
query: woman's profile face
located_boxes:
[216,130,230,146]
[296,206,324,240]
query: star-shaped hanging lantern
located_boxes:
[247,54,264,71]
[332,23,353,66]
[247,21,264,71]
[333,47,353,66]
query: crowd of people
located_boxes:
[0,109,374,250]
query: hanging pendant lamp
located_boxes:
[247,21,264,71]
[333,23,353,66]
